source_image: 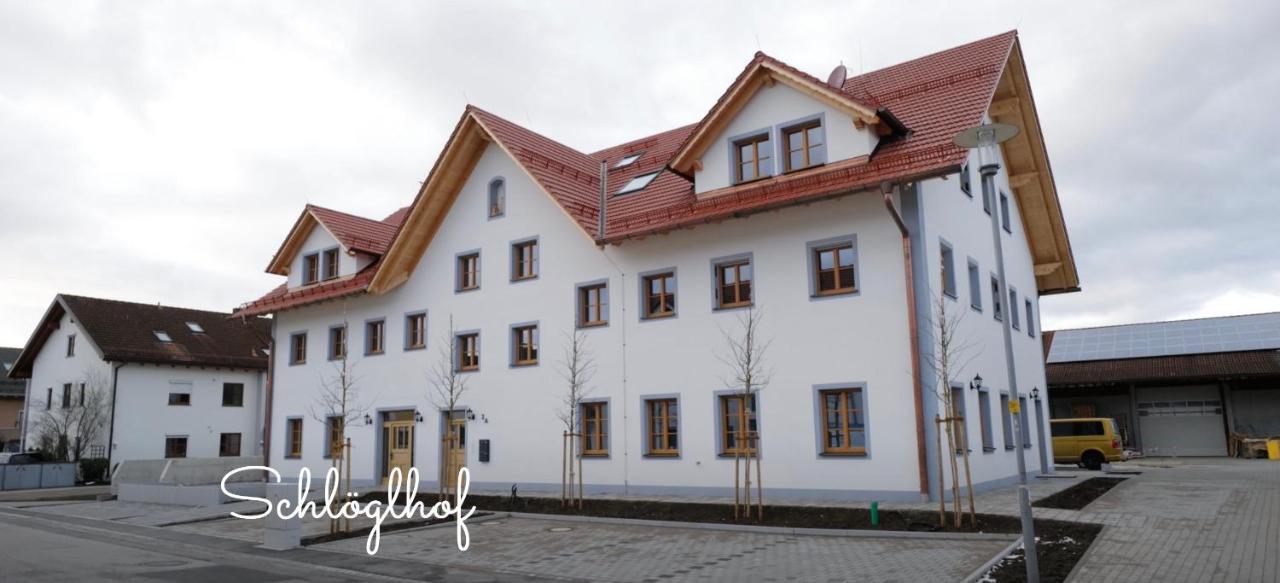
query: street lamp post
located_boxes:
[955,123,1040,583]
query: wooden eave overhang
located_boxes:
[991,39,1081,295]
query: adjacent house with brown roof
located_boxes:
[6,294,270,468]
[0,347,24,452]
[240,31,1076,501]
[1045,312,1280,457]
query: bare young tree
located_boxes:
[307,303,370,533]
[717,306,771,521]
[556,328,596,508]
[922,293,979,528]
[33,368,111,466]
[427,315,469,500]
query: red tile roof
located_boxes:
[242,31,1025,315]
[308,204,400,256]
[1047,350,1280,386]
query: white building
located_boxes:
[238,31,1079,501]
[8,294,270,469]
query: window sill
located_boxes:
[510,274,539,283]
[644,452,679,458]
[943,291,958,300]
[1004,446,1016,451]
[819,451,867,457]
[289,360,306,366]
[642,312,676,321]
[457,368,480,374]
[512,361,538,368]
[221,404,244,408]
[717,452,759,459]
[812,288,858,299]
[284,455,301,460]
[970,304,982,313]
[578,321,608,329]
[456,286,480,293]
[581,452,609,458]
[404,344,426,352]
[365,351,385,357]
[713,302,753,312]
[982,447,997,453]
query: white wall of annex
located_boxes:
[112,365,265,462]
[695,83,879,194]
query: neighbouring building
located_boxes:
[1045,312,1280,457]
[237,31,1079,501]
[1,347,24,452]
[7,295,271,468]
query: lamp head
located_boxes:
[953,123,1019,169]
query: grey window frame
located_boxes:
[779,113,827,173]
[328,324,347,361]
[488,177,506,219]
[638,267,678,321]
[284,417,303,459]
[1000,392,1015,450]
[66,334,75,357]
[509,321,540,368]
[1010,287,1020,331]
[509,236,539,282]
[710,252,754,311]
[991,275,1003,321]
[806,234,860,300]
[321,247,341,280]
[950,384,967,455]
[813,382,870,457]
[404,311,428,351]
[365,318,386,355]
[289,332,307,365]
[940,239,957,299]
[999,190,1012,233]
[455,249,481,292]
[977,389,995,452]
[1025,299,1036,338]
[967,258,982,312]
[640,394,681,458]
[302,252,320,284]
[455,330,481,372]
[575,279,610,328]
[579,398,611,457]
[714,390,761,458]
[960,163,972,197]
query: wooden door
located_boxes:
[443,415,466,490]
[383,420,414,484]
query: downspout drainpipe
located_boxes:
[598,161,608,240]
[262,320,277,469]
[105,362,123,474]
[881,181,930,497]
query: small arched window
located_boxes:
[488,178,505,218]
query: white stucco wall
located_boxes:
[21,309,112,455]
[287,224,357,288]
[269,138,938,500]
[694,82,879,194]
[112,365,265,462]
[915,140,1054,490]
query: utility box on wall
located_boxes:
[479,439,490,462]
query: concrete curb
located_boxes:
[960,538,1021,583]
[500,510,1017,542]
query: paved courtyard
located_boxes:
[315,515,1011,583]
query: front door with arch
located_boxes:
[441,410,466,491]
[382,410,415,485]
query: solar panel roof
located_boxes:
[1047,312,1280,363]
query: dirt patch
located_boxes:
[982,520,1103,583]
[1032,477,1127,510]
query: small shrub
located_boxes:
[79,458,110,483]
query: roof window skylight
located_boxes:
[154,331,173,342]
[186,322,205,333]
[614,152,643,168]
[616,171,660,196]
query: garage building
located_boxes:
[1045,312,1280,457]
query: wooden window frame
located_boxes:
[406,313,427,350]
[511,239,538,281]
[290,332,307,365]
[366,319,386,355]
[578,283,607,328]
[819,388,866,455]
[719,394,758,456]
[644,398,679,456]
[642,272,676,319]
[322,248,340,280]
[715,259,753,309]
[580,401,608,456]
[781,119,824,173]
[733,133,772,184]
[221,383,244,407]
[512,325,538,366]
[219,432,241,457]
[813,243,857,296]
[303,253,320,285]
[286,418,303,458]
[165,436,188,459]
[457,253,480,291]
[457,333,480,372]
[940,242,957,299]
[329,325,347,360]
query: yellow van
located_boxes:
[1050,418,1123,470]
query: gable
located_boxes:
[693,82,881,194]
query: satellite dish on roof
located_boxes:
[826,64,847,89]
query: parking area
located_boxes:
[313,515,1011,583]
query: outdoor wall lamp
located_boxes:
[1031,387,1040,400]
[465,408,476,421]
[969,374,984,392]
[414,411,424,423]
[363,413,373,426]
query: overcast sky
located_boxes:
[2,1,1278,347]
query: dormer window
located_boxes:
[617,171,660,196]
[303,253,320,285]
[614,152,642,168]
[322,248,340,280]
[782,118,825,173]
[186,322,204,333]
[733,132,772,183]
[488,178,505,218]
[154,331,172,342]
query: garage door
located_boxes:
[1137,385,1227,456]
